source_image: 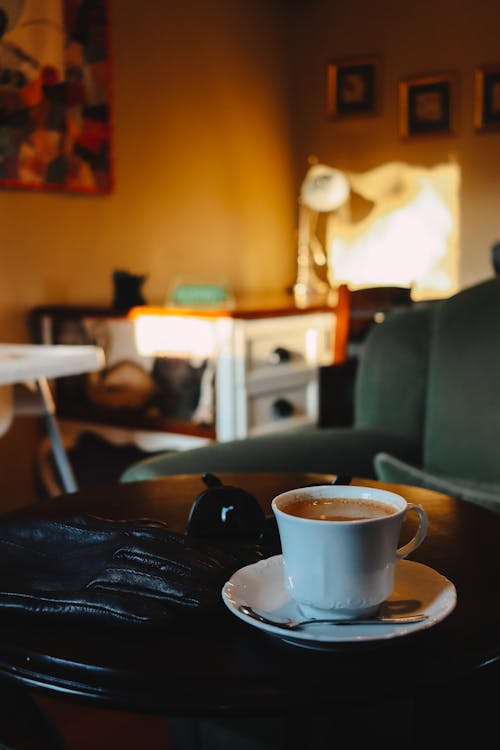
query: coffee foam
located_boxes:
[279,496,397,521]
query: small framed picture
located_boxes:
[399,73,455,138]
[474,65,500,132]
[327,57,379,118]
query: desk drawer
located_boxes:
[245,377,318,435]
[238,314,334,380]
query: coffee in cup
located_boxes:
[272,485,428,620]
[279,496,398,522]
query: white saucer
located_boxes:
[222,555,456,649]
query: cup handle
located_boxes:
[396,503,428,559]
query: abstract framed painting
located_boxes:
[0,0,113,194]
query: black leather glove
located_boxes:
[0,474,281,629]
[0,510,272,629]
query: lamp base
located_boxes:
[293,280,336,309]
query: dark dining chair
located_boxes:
[492,241,500,275]
[319,285,413,426]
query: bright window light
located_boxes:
[133,315,217,359]
[305,327,319,362]
[327,162,460,300]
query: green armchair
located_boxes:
[121,278,500,512]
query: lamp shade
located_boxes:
[300,164,350,212]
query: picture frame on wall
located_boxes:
[327,57,379,118]
[474,65,500,132]
[0,0,113,194]
[399,73,455,138]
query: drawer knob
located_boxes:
[272,398,294,419]
[269,346,291,365]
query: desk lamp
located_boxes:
[294,162,350,306]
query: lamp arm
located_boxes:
[297,206,327,266]
[297,204,311,248]
[308,211,326,265]
[311,235,327,266]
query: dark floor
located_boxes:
[38,431,166,498]
[69,431,162,488]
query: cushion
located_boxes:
[354,306,433,442]
[121,426,422,483]
[424,278,500,483]
[374,452,500,514]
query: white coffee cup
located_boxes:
[271,485,428,620]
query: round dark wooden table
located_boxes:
[0,472,499,747]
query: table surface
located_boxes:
[0,344,104,386]
[0,472,499,718]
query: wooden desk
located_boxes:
[0,472,498,746]
[30,288,349,450]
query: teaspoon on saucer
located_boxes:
[238,605,427,630]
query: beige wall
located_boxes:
[291,0,500,289]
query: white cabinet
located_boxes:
[214,313,335,441]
